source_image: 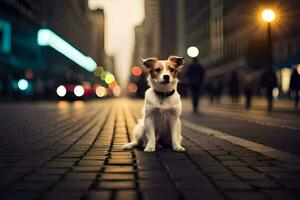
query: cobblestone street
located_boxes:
[0,99,300,200]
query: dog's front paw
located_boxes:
[173,145,185,152]
[144,146,156,152]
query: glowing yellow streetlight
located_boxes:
[262,9,276,22]
[187,46,199,58]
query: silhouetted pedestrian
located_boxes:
[261,68,277,111]
[186,58,205,113]
[228,71,240,103]
[215,78,223,103]
[290,67,300,108]
[243,70,254,109]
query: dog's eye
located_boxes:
[169,68,175,72]
[154,68,161,73]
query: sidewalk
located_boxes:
[0,99,299,200]
[196,96,299,113]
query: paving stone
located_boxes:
[138,179,174,189]
[105,166,135,173]
[86,191,112,200]
[96,180,135,190]
[261,190,298,200]
[141,188,179,200]
[115,190,139,200]
[12,181,52,191]
[100,173,135,180]
[72,166,102,172]
[209,172,240,181]
[64,172,98,180]
[182,189,224,200]
[234,172,268,180]
[43,192,83,200]
[225,191,266,200]
[214,180,253,190]
[36,168,70,175]
[138,171,169,179]
[247,180,282,189]
[53,180,92,192]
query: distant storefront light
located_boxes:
[18,79,29,91]
[37,29,97,72]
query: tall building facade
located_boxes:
[185,0,300,94]
[0,0,108,99]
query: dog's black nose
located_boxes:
[163,75,170,81]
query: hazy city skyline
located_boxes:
[88,0,145,86]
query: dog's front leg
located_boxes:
[144,117,156,152]
[169,116,185,151]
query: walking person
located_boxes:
[186,57,205,113]
[261,68,277,111]
[290,67,300,108]
[228,71,240,103]
[243,69,254,109]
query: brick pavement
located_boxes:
[0,100,299,200]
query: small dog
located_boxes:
[123,55,185,152]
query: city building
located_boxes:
[185,0,300,95]
[0,0,109,99]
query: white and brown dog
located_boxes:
[123,56,185,152]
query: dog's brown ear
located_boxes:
[169,56,184,72]
[139,57,158,70]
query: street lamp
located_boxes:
[261,9,276,68]
[187,46,199,58]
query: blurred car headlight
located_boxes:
[74,85,84,97]
[56,85,67,97]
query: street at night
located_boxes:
[2,0,300,199]
[0,99,299,200]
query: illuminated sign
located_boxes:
[0,19,11,53]
[37,29,97,72]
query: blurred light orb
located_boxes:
[100,71,108,80]
[262,9,276,22]
[105,73,115,84]
[272,88,279,98]
[56,85,67,97]
[187,46,199,58]
[128,83,138,93]
[18,79,29,91]
[95,86,107,97]
[132,66,142,76]
[74,85,84,97]
[108,80,117,89]
[112,85,121,97]
[94,66,104,77]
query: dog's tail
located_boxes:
[122,119,144,150]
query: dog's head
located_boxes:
[140,56,184,92]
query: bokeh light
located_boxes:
[56,85,67,97]
[94,66,104,77]
[95,86,107,97]
[128,83,138,93]
[17,79,29,91]
[105,73,115,84]
[187,46,199,58]
[262,9,276,22]
[132,66,142,76]
[100,71,108,80]
[74,85,84,97]
[108,80,117,89]
[272,88,279,98]
[112,85,121,97]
